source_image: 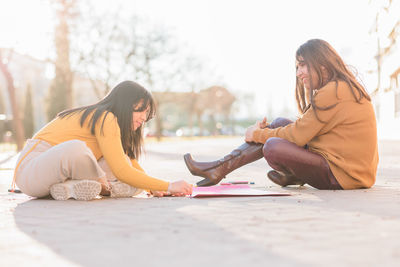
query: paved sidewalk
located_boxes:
[0,137,399,267]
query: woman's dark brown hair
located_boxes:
[58,80,156,159]
[295,39,371,120]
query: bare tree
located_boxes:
[130,24,176,140]
[0,49,25,150]
[47,0,76,120]
[72,4,128,98]
[23,84,35,139]
[71,9,180,139]
[70,4,224,139]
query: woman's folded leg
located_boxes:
[263,137,342,190]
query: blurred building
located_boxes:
[372,0,400,140]
[0,49,51,134]
[0,49,103,135]
[152,86,236,136]
[0,49,235,138]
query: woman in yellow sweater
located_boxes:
[184,39,378,190]
[13,81,192,200]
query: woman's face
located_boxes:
[132,100,150,131]
[296,56,318,90]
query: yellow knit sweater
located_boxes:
[253,81,379,189]
[33,111,170,191]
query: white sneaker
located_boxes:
[109,181,142,198]
[50,179,102,201]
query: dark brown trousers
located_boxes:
[263,117,342,190]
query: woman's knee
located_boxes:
[60,140,88,152]
[269,117,293,129]
[58,140,94,162]
[263,137,285,161]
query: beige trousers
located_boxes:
[15,139,120,198]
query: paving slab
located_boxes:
[0,137,399,267]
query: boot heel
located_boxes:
[196,178,213,187]
[183,153,196,175]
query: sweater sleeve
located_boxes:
[253,82,341,146]
[130,159,145,173]
[95,113,169,191]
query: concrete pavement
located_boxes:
[0,137,399,267]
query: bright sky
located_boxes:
[0,0,379,118]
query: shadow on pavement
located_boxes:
[267,184,400,219]
[13,197,304,267]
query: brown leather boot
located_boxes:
[267,170,305,187]
[184,142,264,186]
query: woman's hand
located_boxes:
[97,177,111,196]
[257,117,268,129]
[245,117,268,142]
[168,180,193,196]
[150,191,171,197]
[245,124,259,142]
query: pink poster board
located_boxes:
[191,185,291,198]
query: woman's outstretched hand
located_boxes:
[150,190,170,197]
[167,180,193,196]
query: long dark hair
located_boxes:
[295,39,371,121]
[58,80,156,159]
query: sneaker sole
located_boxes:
[50,180,101,201]
[110,182,142,198]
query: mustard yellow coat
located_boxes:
[253,81,379,189]
[34,111,170,191]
